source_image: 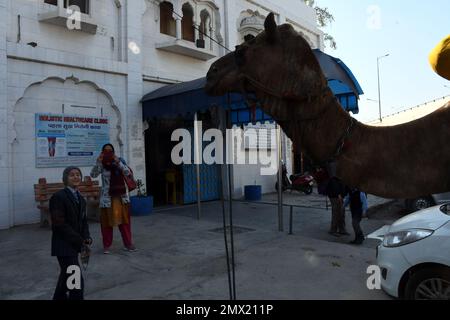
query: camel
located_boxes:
[205,13,450,199]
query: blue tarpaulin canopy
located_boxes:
[313,49,364,114]
[142,50,363,124]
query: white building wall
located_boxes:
[3,0,129,228]
[229,125,294,199]
[1,0,323,228]
[0,0,11,229]
[125,0,146,182]
[7,0,121,62]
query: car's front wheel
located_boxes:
[404,267,450,300]
[406,197,434,212]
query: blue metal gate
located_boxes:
[182,128,220,204]
[183,163,220,204]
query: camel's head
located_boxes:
[205,13,327,101]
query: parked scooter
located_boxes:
[275,163,314,195]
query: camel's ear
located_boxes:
[264,12,278,44]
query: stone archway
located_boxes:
[9,76,122,225]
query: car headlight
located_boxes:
[382,229,434,247]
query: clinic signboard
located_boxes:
[35,113,109,168]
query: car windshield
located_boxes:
[440,204,450,215]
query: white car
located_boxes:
[368,203,450,299]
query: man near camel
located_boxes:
[326,176,349,237]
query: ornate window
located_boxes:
[238,10,265,43]
[160,1,176,37]
[64,0,89,14]
[40,0,96,33]
[155,0,220,60]
[181,3,195,42]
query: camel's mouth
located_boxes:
[205,51,239,96]
[205,73,258,98]
[205,73,236,96]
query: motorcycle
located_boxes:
[275,163,315,195]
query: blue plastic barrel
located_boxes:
[130,196,153,216]
[244,185,262,201]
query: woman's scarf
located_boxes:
[102,151,126,197]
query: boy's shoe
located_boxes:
[103,247,111,254]
[338,231,350,236]
[349,237,365,245]
[123,245,137,252]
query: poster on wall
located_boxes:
[35,113,110,168]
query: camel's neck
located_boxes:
[258,88,351,164]
[259,87,450,198]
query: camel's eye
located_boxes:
[234,45,246,67]
[244,34,255,43]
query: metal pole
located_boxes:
[228,163,236,300]
[218,107,233,300]
[226,94,236,300]
[276,124,283,232]
[377,58,382,123]
[377,54,389,123]
[289,206,293,235]
[220,162,233,300]
[194,113,201,220]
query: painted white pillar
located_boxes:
[172,1,182,40]
[124,0,146,188]
[209,26,213,50]
[194,21,199,43]
[175,17,182,40]
[115,0,123,62]
[223,0,230,49]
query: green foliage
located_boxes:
[302,0,337,49]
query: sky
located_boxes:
[315,0,450,123]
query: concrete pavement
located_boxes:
[0,192,396,300]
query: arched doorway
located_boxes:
[10,76,122,225]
